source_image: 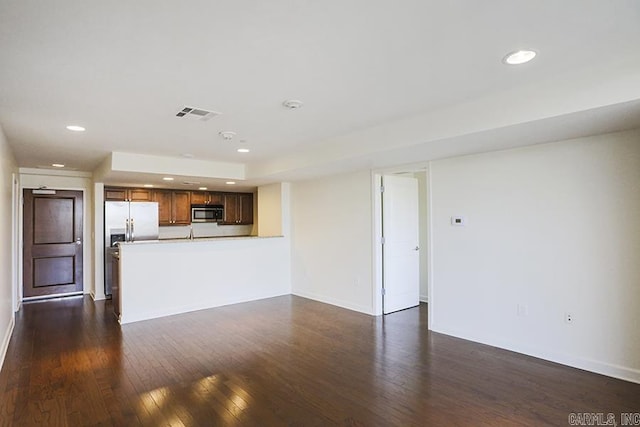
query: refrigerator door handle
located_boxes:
[125,218,130,242]
[130,218,135,242]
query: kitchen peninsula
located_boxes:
[116,235,290,324]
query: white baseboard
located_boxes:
[292,289,375,315]
[0,314,15,372]
[431,324,640,385]
[90,291,106,301]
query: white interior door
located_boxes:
[382,175,420,314]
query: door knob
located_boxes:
[76,238,82,245]
[414,246,420,251]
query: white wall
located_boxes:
[429,129,640,383]
[290,171,374,314]
[19,169,94,298]
[0,125,17,370]
[258,183,284,236]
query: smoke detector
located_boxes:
[219,131,236,140]
[282,99,303,109]
[175,106,220,121]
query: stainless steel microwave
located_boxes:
[191,205,224,222]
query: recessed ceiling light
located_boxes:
[66,125,85,132]
[51,163,65,168]
[143,184,154,188]
[163,177,174,181]
[182,153,194,158]
[503,50,537,65]
[237,148,250,153]
[225,181,236,185]
[198,187,208,190]
[282,99,303,109]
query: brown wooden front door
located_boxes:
[23,189,83,298]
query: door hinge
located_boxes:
[381,288,386,295]
[380,185,384,193]
[381,236,385,245]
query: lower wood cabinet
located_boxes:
[154,190,191,226]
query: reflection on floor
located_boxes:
[0,295,638,425]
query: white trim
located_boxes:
[18,184,90,301]
[22,292,83,302]
[11,173,19,313]
[371,172,384,315]
[292,290,374,316]
[431,325,640,385]
[372,166,432,317]
[0,314,15,372]
[91,291,106,301]
[426,163,434,331]
[93,182,106,301]
[18,167,92,178]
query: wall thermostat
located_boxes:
[451,216,466,226]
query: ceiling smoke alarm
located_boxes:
[282,99,303,109]
[219,131,236,140]
[175,106,221,121]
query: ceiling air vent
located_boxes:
[175,106,220,121]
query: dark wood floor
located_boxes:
[0,296,638,426]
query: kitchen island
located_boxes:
[116,235,290,324]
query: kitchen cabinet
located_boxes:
[154,190,191,225]
[105,187,153,202]
[223,193,253,224]
[190,191,224,205]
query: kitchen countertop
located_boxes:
[119,235,284,246]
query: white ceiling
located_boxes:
[1,1,640,188]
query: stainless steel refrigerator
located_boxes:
[104,201,159,296]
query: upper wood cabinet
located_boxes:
[223,193,253,225]
[154,190,191,226]
[106,186,253,226]
[190,191,224,205]
[105,187,153,202]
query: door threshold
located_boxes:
[23,292,84,303]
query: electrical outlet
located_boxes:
[565,312,573,324]
[517,304,528,316]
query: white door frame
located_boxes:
[11,173,19,312]
[17,172,93,303]
[371,167,434,328]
